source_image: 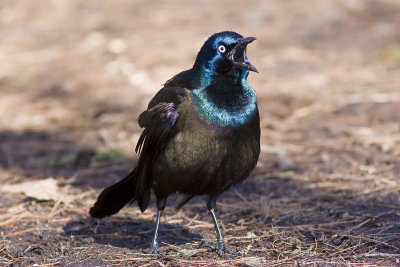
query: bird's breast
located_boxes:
[190,84,257,128]
[152,99,260,196]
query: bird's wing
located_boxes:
[136,102,178,154]
[134,86,189,212]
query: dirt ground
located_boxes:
[1,0,400,266]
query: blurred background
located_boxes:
[0,0,399,265]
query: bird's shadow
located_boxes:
[64,216,202,251]
[0,129,138,189]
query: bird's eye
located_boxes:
[218,45,226,53]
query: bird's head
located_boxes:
[192,31,258,87]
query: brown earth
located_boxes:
[1,0,400,266]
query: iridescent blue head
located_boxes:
[192,31,258,88]
[191,31,258,128]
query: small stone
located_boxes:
[332,236,345,246]
[129,71,149,86]
[107,38,127,54]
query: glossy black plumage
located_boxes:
[90,31,260,256]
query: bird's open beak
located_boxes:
[229,37,258,73]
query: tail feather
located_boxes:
[89,170,137,218]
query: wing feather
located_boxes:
[134,102,178,211]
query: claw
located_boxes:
[201,240,240,257]
[149,242,161,255]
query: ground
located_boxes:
[1,0,400,266]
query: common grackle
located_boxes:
[90,31,260,256]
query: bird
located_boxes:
[89,31,260,256]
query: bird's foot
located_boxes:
[201,240,240,257]
[148,242,161,255]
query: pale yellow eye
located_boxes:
[218,45,226,53]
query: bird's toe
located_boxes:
[148,243,161,255]
[201,240,240,257]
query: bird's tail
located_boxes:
[89,169,137,218]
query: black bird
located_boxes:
[90,31,260,256]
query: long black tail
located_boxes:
[89,169,137,218]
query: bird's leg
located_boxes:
[149,197,166,255]
[149,209,163,254]
[203,195,239,256]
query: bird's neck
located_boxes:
[190,71,257,127]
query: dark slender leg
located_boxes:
[204,195,238,256]
[207,195,224,245]
[149,198,166,254]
